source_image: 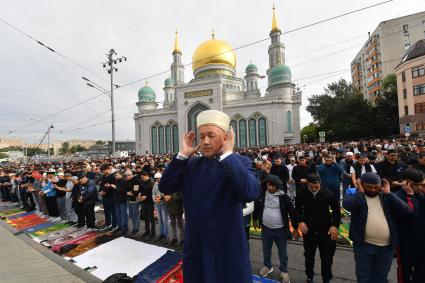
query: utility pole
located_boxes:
[47,124,53,161]
[102,49,126,157]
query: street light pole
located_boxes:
[102,49,127,157]
[47,124,53,161]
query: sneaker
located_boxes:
[148,233,156,241]
[169,238,178,247]
[154,235,164,243]
[259,266,273,277]
[280,272,290,283]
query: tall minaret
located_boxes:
[267,5,285,69]
[171,30,184,85]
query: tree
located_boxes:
[306,79,374,141]
[26,147,46,156]
[59,142,70,155]
[95,140,104,145]
[371,74,399,136]
[301,123,319,143]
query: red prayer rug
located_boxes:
[157,260,183,283]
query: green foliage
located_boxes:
[26,147,46,156]
[95,140,104,145]
[59,142,70,155]
[301,123,319,143]
[0,152,8,159]
[306,76,399,141]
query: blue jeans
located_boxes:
[56,196,67,220]
[103,196,116,227]
[353,242,393,283]
[261,225,288,272]
[115,202,128,232]
[155,204,169,238]
[128,202,140,233]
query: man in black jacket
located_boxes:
[270,158,289,193]
[291,157,316,197]
[78,174,97,228]
[296,173,341,283]
[253,174,298,282]
[111,171,128,235]
[99,164,117,229]
[138,171,155,241]
[377,149,407,192]
[126,170,142,236]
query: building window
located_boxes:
[230,120,238,147]
[138,124,142,141]
[405,106,409,116]
[258,118,267,146]
[405,43,411,50]
[287,111,292,132]
[415,102,425,114]
[417,122,425,131]
[402,71,406,82]
[248,119,257,147]
[172,125,179,153]
[239,120,247,148]
[403,88,407,99]
[414,84,425,96]
[413,66,425,78]
[403,24,409,33]
[158,126,165,154]
[165,125,172,153]
[151,127,158,154]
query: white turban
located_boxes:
[197,110,230,132]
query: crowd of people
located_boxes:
[1,137,425,283]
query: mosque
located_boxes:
[134,7,302,155]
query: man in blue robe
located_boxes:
[159,110,260,283]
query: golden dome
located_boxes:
[192,36,236,72]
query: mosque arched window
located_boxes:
[239,120,247,148]
[165,125,172,153]
[248,119,257,147]
[287,111,292,132]
[172,125,179,153]
[158,126,165,154]
[259,117,267,146]
[151,126,158,154]
[230,120,238,147]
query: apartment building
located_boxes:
[351,12,425,102]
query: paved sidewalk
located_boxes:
[0,222,100,283]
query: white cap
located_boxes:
[345,152,354,156]
[196,110,230,132]
[262,156,268,161]
[57,172,64,176]
[154,173,162,179]
[131,163,136,166]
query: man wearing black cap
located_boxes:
[395,168,425,283]
[343,172,413,283]
[296,173,341,283]
[291,156,316,197]
[253,174,298,282]
[376,149,407,192]
[99,164,117,229]
[78,174,97,228]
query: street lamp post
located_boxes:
[102,49,127,157]
[30,119,64,162]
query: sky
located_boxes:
[1,0,424,144]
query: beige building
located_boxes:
[0,137,25,149]
[351,12,425,102]
[395,39,425,135]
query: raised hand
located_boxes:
[221,126,235,154]
[180,131,200,157]
[382,179,391,195]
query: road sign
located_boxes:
[319,131,326,138]
[404,126,411,133]
[320,137,325,143]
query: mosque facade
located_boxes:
[134,7,302,155]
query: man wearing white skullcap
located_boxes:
[160,109,260,282]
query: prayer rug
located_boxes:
[33,226,79,244]
[46,228,92,247]
[51,231,98,254]
[29,222,72,237]
[134,250,183,283]
[252,274,280,282]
